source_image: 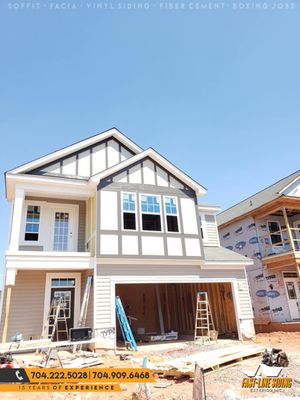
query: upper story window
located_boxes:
[140,194,161,231]
[164,196,179,232]
[122,193,136,230]
[24,205,40,241]
[267,221,283,245]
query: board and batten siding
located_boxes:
[97,183,203,259]
[23,197,86,252]
[29,138,134,178]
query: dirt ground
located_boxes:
[1,332,300,400]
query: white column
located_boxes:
[9,187,25,251]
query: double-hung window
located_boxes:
[164,196,179,232]
[24,205,41,241]
[140,194,161,231]
[122,193,136,230]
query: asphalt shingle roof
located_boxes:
[203,246,251,263]
[217,170,300,227]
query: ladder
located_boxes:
[194,291,216,344]
[115,296,137,351]
[78,275,92,328]
[44,297,69,342]
[73,275,92,352]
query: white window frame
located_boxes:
[139,193,163,233]
[20,201,79,251]
[163,195,180,234]
[267,220,283,246]
[121,192,138,231]
[21,200,46,246]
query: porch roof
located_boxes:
[203,246,252,264]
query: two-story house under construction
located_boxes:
[218,171,300,332]
[1,128,254,348]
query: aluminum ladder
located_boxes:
[194,291,216,344]
[115,296,137,351]
[73,275,93,352]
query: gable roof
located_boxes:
[217,170,300,227]
[7,127,143,175]
[90,147,207,195]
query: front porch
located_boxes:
[0,269,94,343]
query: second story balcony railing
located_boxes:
[259,227,300,258]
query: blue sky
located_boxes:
[0,2,300,284]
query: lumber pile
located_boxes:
[148,344,265,378]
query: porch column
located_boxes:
[9,187,25,251]
[1,286,12,343]
[1,269,17,342]
[282,207,295,252]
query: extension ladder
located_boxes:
[78,275,92,328]
[115,296,137,351]
[73,275,93,352]
[194,291,216,344]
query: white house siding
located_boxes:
[0,270,46,340]
[94,263,253,348]
[219,217,292,323]
[202,214,219,246]
[31,138,134,178]
[0,270,93,341]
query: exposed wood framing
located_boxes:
[282,207,295,252]
[116,283,238,338]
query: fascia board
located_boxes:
[90,148,207,195]
[279,175,300,194]
[198,205,221,213]
[7,128,143,175]
[6,173,95,201]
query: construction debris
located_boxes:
[148,344,265,379]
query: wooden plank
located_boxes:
[149,345,264,379]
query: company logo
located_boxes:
[241,364,293,393]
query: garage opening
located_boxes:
[115,283,238,343]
